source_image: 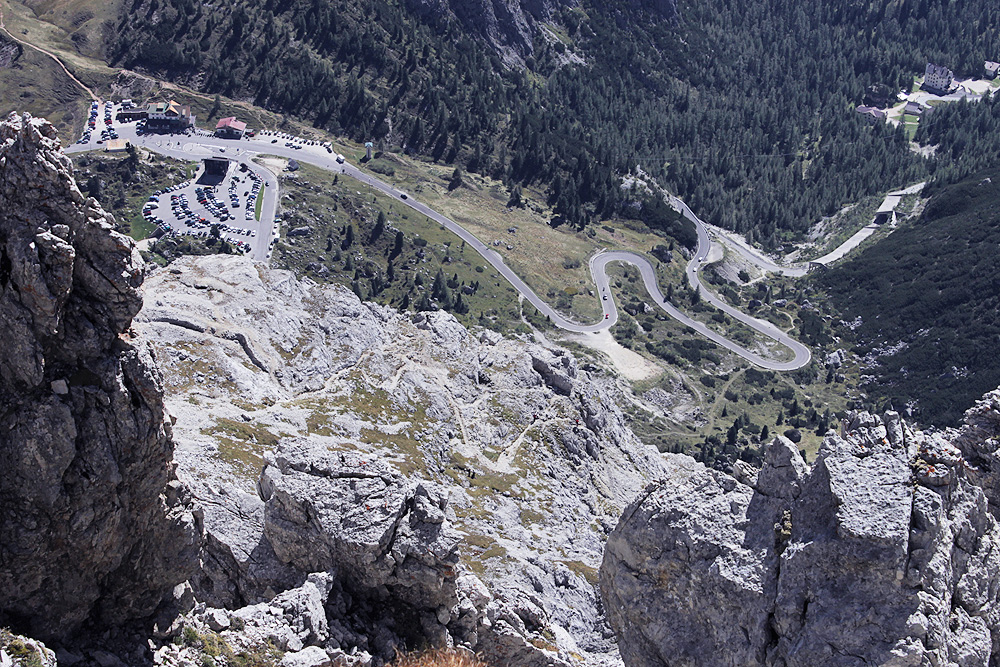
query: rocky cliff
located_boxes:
[403,0,575,63]
[0,113,201,645]
[601,405,1000,667]
[402,0,676,65]
[135,253,672,665]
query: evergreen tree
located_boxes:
[370,211,386,242]
[448,167,464,191]
[389,231,404,260]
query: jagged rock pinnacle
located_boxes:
[0,112,201,642]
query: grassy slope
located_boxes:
[17,0,117,60]
[0,0,117,83]
[0,34,88,141]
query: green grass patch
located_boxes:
[129,213,158,241]
[203,418,280,480]
[269,162,524,331]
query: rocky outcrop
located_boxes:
[259,442,465,658]
[601,409,1000,667]
[402,0,676,66]
[954,388,1000,515]
[0,113,201,642]
[0,630,56,667]
[403,0,572,63]
[137,253,672,666]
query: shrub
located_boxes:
[391,648,490,667]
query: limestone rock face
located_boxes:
[601,410,1000,667]
[137,254,672,666]
[0,113,201,641]
[259,442,463,654]
[954,388,1000,514]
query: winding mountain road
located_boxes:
[71,125,815,370]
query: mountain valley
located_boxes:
[3,0,1000,664]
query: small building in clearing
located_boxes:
[856,105,887,123]
[986,61,1000,79]
[215,117,247,139]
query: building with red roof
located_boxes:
[215,117,247,139]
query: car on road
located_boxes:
[335,154,345,164]
[399,193,408,200]
[602,295,608,301]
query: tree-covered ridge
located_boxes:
[917,93,1000,185]
[817,168,1000,428]
[565,0,1000,242]
[112,0,508,145]
[113,0,1000,244]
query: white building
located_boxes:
[145,100,195,129]
[985,61,1000,79]
[923,63,953,93]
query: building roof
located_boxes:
[925,62,952,77]
[986,61,1000,72]
[147,100,189,117]
[856,106,886,119]
[216,117,247,132]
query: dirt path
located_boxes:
[0,3,98,101]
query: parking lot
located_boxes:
[141,161,266,253]
[77,100,121,146]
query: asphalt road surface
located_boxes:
[67,122,810,371]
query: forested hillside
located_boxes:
[111,0,1000,244]
[817,168,1000,427]
[917,93,1000,185]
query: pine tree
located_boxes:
[389,230,404,260]
[370,211,385,242]
[448,167,464,191]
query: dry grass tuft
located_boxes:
[390,648,490,667]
